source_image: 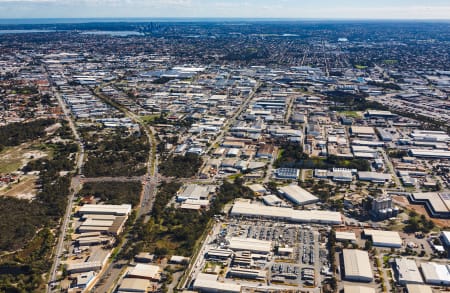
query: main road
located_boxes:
[47,70,85,292]
[89,87,159,293]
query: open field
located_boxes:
[0,175,38,200]
[0,142,48,174]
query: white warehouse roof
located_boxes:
[193,273,241,293]
[420,262,450,286]
[344,285,375,293]
[230,201,342,225]
[364,229,402,248]
[79,204,132,216]
[394,258,423,285]
[343,249,373,282]
[278,184,319,205]
[228,237,272,254]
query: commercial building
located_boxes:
[227,237,272,254]
[230,201,342,225]
[278,184,319,206]
[393,258,423,285]
[193,273,241,293]
[363,230,402,248]
[78,204,132,216]
[420,262,450,286]
[342,249,373,282]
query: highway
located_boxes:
[90,87,160,293]
[47,73,85,292]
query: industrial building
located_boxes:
[409,149,450,159]
[67,261,102,274]
[127,264,161,282]
[405,284,433,293]
[227,237,272,254]
[78,204,132,216]
[363,230,402,248]
[278,184,319,206]
[408,192,450,218]
[342,249,373,282]
[441,231,450,247]
[420,262,450,286]
[357,172,392,184]
[344,285,376,293]
[118,278,151,293]
[230,201,342,225]
[176,184,213,202]
[370,195,399,220]
[336,231,357,243]
[393,258,423,285]
[193,273,241,293]
[274,168,300,179]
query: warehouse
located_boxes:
[176,184,212,202]
[409,149,450,159]
[420,262,450,286]
[78,204,132,216]
[193,273,241,293]
[350,126,376,137]
[393,258,423,285]
[227,237,272,254]
[342,249,373,282]
[274,168,300,179]
[230,201,342,225]
[344,285,375,293]
[408,192,450,218]
[127,264,161,281]
[441,231,450,247]
[228,268,266,280]
[363,230,402,248]
[336,231,357,243]
[278,184,319,206]
[262,194,283,206]
[67,261,102,274]
[118,278,151,293]
[357,172,392,184]
[406,284,433,293]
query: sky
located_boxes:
[0,0,449,20]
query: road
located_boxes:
[47,74,85,292]
[90,87,159,293]
[80,176,143,183]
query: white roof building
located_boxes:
[118,278,151,293]
[441,231,450,247]
[228,237,272,254]
[193,273,241,293]
[363,230,402,248]
[336,231,357,243]
[127,264,161,281]
[230,201,342,225]
[394,258,423,285]
[406,284,433,293]
[420,262,450,286]
[78,204,132,216]
[278,184,319,205]
[344,285,376,293]
[343,249,373,282]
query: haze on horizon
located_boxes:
[0,0,449,20]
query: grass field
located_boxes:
[140,114,160,124]
[355,65,368,69]
[339,111,363,118]
[0,143,49,174]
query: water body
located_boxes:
[0,29,56,34]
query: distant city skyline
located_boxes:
[0,0,449,20]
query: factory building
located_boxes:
[342,249,373,282]
[363,230,402,248]
[278,184,319,206]
[393,258,423,285]
[420,262,450,286]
